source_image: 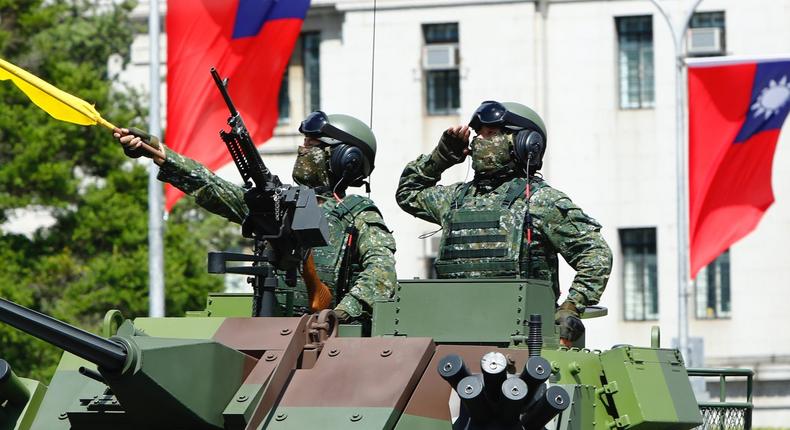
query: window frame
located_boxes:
[277,32,322,125]
[620,227,659,321]
[615,15,655,110]
[694,249,732,320]
[422,22,461,116]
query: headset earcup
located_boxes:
[514,129,544,171]
[330,144,367,183]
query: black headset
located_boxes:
[329,144,369,187]
[513,128,546,172]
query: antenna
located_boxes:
[368,0,378,128]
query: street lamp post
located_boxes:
[647,0,703,365]
[148,0,165,317]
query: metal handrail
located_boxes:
[687,367,754,429]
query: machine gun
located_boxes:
[208,67,329,316]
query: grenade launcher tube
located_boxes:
[0,299,127,372]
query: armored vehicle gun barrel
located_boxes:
[0,298,127,372]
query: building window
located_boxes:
[278,69,290,122]
[620,228,658,321]
[277,32,321,123]
[302,32,321,113]
[695,250,731,319]
[616,16,654,109]
[688,11,726,57]
[423,23,460,115]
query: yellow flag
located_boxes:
[0,57,116,129]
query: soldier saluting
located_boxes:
[114,112,396,324]
[396,101,612,346]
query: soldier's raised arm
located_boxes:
[113,127,248,224]
[396,126,470,224]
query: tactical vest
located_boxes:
[434,178,557,283]
[285,195,379,311]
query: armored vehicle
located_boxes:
[0,274,753,430]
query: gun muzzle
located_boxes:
[0,299,127,372]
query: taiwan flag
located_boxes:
[688,56,790,278]
[166,0,311,210]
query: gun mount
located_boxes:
[209,67,329,317]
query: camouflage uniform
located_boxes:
[158,147,397,319]
[396,149,612,311]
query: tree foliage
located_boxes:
[0,0,239,381]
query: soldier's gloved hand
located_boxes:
[334,309,351,323]
[113,127,165,164]
[555,301,585,347]
[430,125,470,170]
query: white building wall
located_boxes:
[120,0,790,425]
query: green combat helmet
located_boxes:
[299,112,377,187]
[503,101,548,172]
[469,100,549,172]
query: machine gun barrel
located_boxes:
[210,67,277,188]
[0,299,127,372]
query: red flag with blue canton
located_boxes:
[688,57,790,278]
[166,0,311,210]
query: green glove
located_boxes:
[430,131,468,170]
[555,301,585,342]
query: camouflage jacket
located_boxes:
[395,153,612,311]
[158,147,397,318]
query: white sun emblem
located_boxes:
[751,75,790,119]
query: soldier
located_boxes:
[114,112,397,323]
[396,101,612,346]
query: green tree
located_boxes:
[0,0,238,381]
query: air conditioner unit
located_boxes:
[422,44,459,70]
[687,27,723,55]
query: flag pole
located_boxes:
[148,0,165,317]
[648,0,702,365]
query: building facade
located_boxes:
[120,0,790,425]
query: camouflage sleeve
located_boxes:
[335,210,397,318]
[395,153,461,225]
[157,146,248,224]
[533,189,613,310]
